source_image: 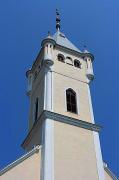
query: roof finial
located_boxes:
[48,31,50,36]
[56,9,60,31]
[83,45,90,53]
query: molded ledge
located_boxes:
[21,110,101,149]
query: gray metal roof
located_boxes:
[53,31,81,53]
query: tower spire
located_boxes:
[56,9,60,31]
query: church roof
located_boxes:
[53,31,81,53]
[104,163,119,180]
[0,146,41,176]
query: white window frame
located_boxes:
[64,87,79,115]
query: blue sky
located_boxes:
[0,0,119,177]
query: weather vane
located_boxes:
[56,9,61,31]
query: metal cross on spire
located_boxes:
[56,9,61,31]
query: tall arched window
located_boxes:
[34,71,38,80]
[34,98,39,121]
[66,89,77,113]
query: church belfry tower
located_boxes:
[22,11,105,180]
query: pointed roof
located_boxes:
[53,31,81,53]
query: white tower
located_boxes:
[22,11,105,180]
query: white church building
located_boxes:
[0,11,118,180]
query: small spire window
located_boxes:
[74,59,82,68]
[34,71,38,80]
[66,89,77,114]
[57,54,65,62]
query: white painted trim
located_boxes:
[44,69,52,111]
[87,84,105,180]
[76,90,80,115]
[64,87,67,112]
[87,84,94,124]
[51,66,54,112]
[43,119,54,180]
[0,146,41,176]
[45,110,101,132]
[22,110,101,149]
[43,69,47,110]
[40,122,45,180]
[41,66,54,180]
[51,67,54,180]
[104,163,118,180]
[93,132,106,180]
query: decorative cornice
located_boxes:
[44,111,101,131]
[55,44,84,58]
[21,110,101,149]
[0,145,41,176]
[41,38,56,47]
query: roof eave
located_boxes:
[104,163,119,180]
[55,43,84,58]
[0,146,41,176]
